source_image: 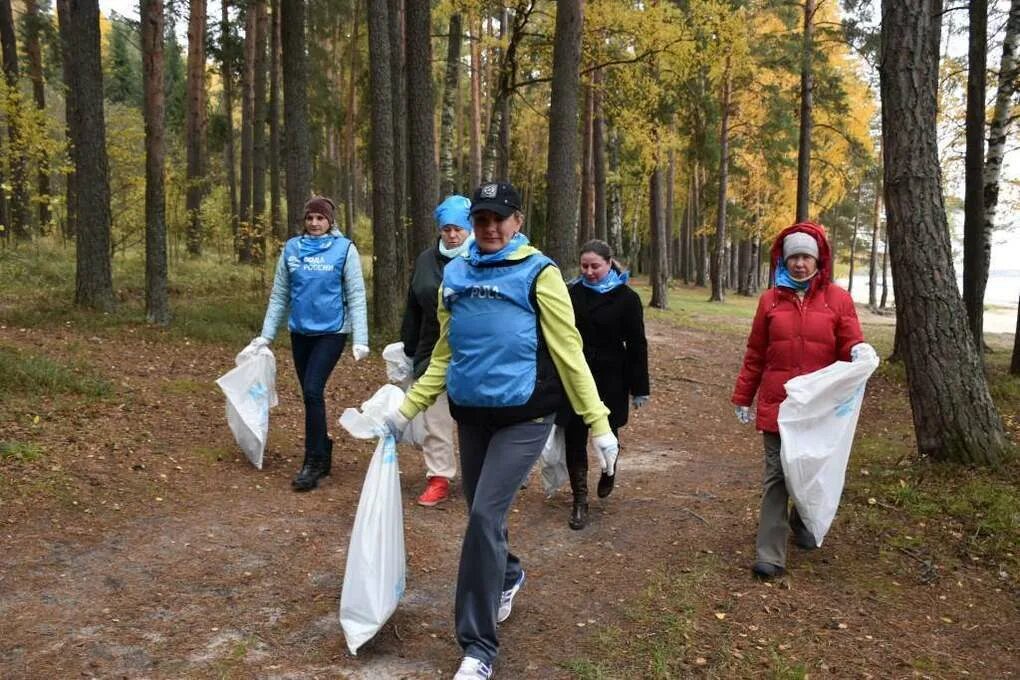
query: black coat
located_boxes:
[400,241,451,378]
[568,280,650,429]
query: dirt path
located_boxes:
[0,319,1016,679]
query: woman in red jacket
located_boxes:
[732,222,875,580]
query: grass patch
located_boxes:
[630,280,758,335]
[0,344,111,400]
[0,441,44,462]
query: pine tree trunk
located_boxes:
[666,148,675,278]
[221,0,239,242]
[468,18,482,190]
[607,123,623,256]
[388,0,408,275]
[142,0,168,324]
[879,222,889,309]
[795,0,814,222]
[185,0,207,255]
[880,0,1010,464]
[649,164,668,309]
[406,0,438,259]
[56,0,74,240]
[23,0,50,228]
[544,0,582,272]
[439,13,462,198]
[593,67,608,243]
[0,0,30,240]
[962,0,988,352]
[368,0,401,337]
[344,0,361,238]
[281,0,311,235]
[578,73,594,247]
[848,180,861,294]
[238,7,255,262]
[269,0,283,241]
[710,59,732,302]
[58,0,114,310]
[680,172,691,283]
[251,0,268,262]
[868,167,881,308]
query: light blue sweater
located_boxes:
[260,230,369,346]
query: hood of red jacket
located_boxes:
[769,221,832,290]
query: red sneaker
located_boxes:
[417,477,450,507]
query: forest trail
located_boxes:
[0,312,1016,679]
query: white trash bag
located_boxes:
[338,384,407,655]
[778,353,880,546]
[215,346,278,470]
[379,341,427,448]
[539,426,568,497]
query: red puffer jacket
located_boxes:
[731,222,864,433]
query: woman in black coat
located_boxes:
[564,239,650,529]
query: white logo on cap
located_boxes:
[481,183,498,198]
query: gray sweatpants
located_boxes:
[756,432,811,568]
[454,415,555,664]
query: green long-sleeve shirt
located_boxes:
[399,244,611,435]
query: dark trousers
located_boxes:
[757,432,810,567]
[565,413,619,497]
[454,415,555,664]
[290,332,346,458]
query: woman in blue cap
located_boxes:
[399,195,474,507]
[385,182,618,680]
[243,196,369,492]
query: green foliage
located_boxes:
[0,441,44,462]
[104,14,143,107]
[0,344,111,401]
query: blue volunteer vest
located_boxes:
[283,235,352,335]
[443,252,554,408]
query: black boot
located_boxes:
[322,436,333,477]
[292,451,326,492]
[597,471,616,498]
[569,494,589,530]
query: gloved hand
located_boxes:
[592,431,619,477]
[352,344,370,361]
[850,342,878,364]
[383,410,410,439]
[239,336,270,360]
[632,395,650,410]
[735,405,753,425]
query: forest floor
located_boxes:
[1,247,1018,679]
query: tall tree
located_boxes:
[544,0,582,271]
[238,6,255,261]
[607,123,623,256]
[0,0,30,240]
[142,0,168,325]
[961,0,988,351]
[343,0,361,238]
[58,0,114,310]
[578,74,594,246]
[468,17,482,189]
[592,67,608,243]
[388,0,407,270]
[439,13,462,197]
[710,58,733,303]
[185,0,207,255]
[880,0,1010,464]
[405,0,438,258]
[649,163,668,308]
[281,0,311,235]
[847,180,862,294]
[795,0,815,222]
[251,0,268,260]
[868,164,881,309]
[269,0,283,241]
[56,0,74,239]
[1012,295,1020,375]
[220,0,239,240]
[367,0,400,336]
[23,0,50,228]
[482,4,530,181]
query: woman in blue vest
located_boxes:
[244,196,369,492]
[384,182,618,680]
[564,240,650,530]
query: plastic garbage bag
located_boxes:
[379,341,427,448]
[539,426,568,497]
[338,385,407,655]
[778,352,880,546]
[215,346,278,470]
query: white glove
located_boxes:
[239,336,270,360]
[352,344,370,361]
[850,342,878,364]
[592,431,619,477]
[632,395,650,410]
[383,410,410,439]
[735,406,753,425]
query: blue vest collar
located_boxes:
[467,232,529,265]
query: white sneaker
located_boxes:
[497,570,525,623]
[453,656,493,680]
